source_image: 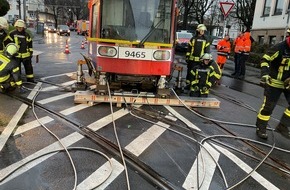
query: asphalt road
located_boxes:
[0,31,289,190]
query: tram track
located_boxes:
[5,92,180,190]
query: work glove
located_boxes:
[201,85,210,92]
[260,75,271,87]
[284,77,290,90]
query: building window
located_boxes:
[263,0,271,16]
[269,36,276,46]
[258,36,264,44]
[274,0,283,15]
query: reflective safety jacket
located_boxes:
[186,35,211,62]
[261,40,290,89]
[0,29,8,54]
[190,60,221,91]
[0,54,22,88]
[234,36,243,53]
[238,32,251,55]
[5,29,33,59]
[217,39,231,56]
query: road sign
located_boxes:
[220,2,234,18]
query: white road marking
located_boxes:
[183,143,220,190]
[77,159,124,190]
[40,72,74,80]
[0,108,131,183]
[37,93,74,104]
[0,83,41,151]
[125,122,169,156]
[214,145,279,190]
[41,81,75,91]
[164,106,201,131]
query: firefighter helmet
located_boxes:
[200,53,212,60]
[0,17,8,29]
[287,26,290,34]
[196,24,207,31]
[5,43,19,57]
[14,19,26,28]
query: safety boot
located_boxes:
[256,119,268,139]
[275,123,290,139]
[275,113,290,139]
[27,78,35,83]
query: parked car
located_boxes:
[47,25,56,33]
[211,37,222,48]
[175,31,193,51]
[57,25,70,36]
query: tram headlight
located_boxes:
[153,50,170,60]
[98,46,117,57]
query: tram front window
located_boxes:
[101,0,172,43]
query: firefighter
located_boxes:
[0,43,23,93]
[189,53,221,97]
[0,17,9,55]
[216,34,231,69]
[5,19,35,83]
[185,24,211,88]
[255,28,290,139]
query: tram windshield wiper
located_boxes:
[137,18,164,48]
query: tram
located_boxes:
[86,0,178,97]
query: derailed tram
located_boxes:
[86,0,178,97]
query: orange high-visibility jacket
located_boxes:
[217,39,231,65]
[239,32,251,55]
[234,36,243,53]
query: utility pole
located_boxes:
[17,0,22,20]
[23,0,26,22]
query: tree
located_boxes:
[178,0,215,30]
[0,0,10,16]
[233,0,256,31]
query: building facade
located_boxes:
[251,0,290,45]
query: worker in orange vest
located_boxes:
[216,34,231,69]
[234,31,251,79]
[231,32,243,76]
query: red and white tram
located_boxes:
[87,0,178,96]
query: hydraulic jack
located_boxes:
[71,59,88,92]
[174,65,184,95]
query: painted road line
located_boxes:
[14,104,89,136]
[164,106,201,131]
[37,93,74,104]
[77,158,124,190]
[183,143,220,190]
[0,108,130,183]
[125,121,169,156]
[40,72,74,80]
[214,144,279,190]
[41,81,75,92]
[0,83,41,151]
[14,116,54,136]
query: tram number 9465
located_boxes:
[124,51,146,58]
[119,47,152,60]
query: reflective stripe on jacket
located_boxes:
[186,35,210,62]
[0,54,22,86]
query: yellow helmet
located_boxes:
[196,24,207,31]
[287,26,290,34]
[14,19,26,28]
[5,43,19,56]
[200,53,212,60]
[0,17,8,29]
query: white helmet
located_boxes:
[196,24,207,31]
[0,17,8,29]
[14,19,26,28]
[200,53,212,60]
[5,43,19,57]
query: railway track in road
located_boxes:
[0,78,289,190]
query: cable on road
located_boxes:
[0,147,113,190]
